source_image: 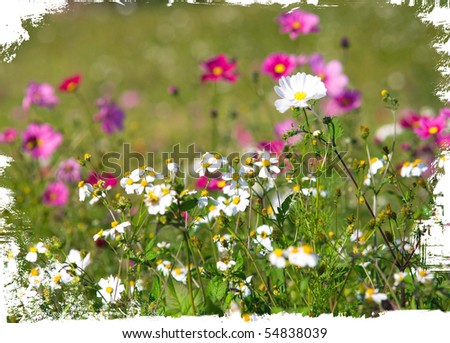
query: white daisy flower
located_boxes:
[285,245,318,268]
[224,189,251,216]
[120,169,142,194]
[45,263,73,289]
[129,279,144,294]
[196,152,227,177]
[400,159,428,178]
[6,245,20,272]
[144,184,176,215]
[198,189,219,209]
[269,249,287,268]
[222,167,249,195]
[25,242,47,263]
[301,174,317,183]
[393,272,407,287]
[93,229,106,242]
[97,275,125,304]
[253,225,274,253]
[65,249,91,275]
[365,288,387,304]
[236,276,253,298]
[214,234,234,254]
[78,181,93,202]
[254,152,280,179]
[171,267,187,284]
[301,187,327,197]
[17,287,37,306]
[157,241,171,249]
[369,157,385,175]
[415,268,434,284]
[217,258,236,272]
[104,221,131,240]
[29,267,44,288]
[274,72,327,113]
[156,260,172,277]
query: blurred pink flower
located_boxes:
[277,9,320,39]
[56,158,81,183]
[22,123,63,159]
[93,96,125,134]
[119,90,140,109]
[295,54,309,67]
[257,140,285,155]
[167,85,179,96]
[324,89,361,116]
[436,132,450,147]
[0,128,18,144]
[274,118,301,144]
[200,54,238,83]
[22,82,59,111]
[87,171,118,188]
[414,115,446,140]
[439,107,450,119]
[400,110,421,129]
[234,123,254,148]
[262,53,296,80]
[309,54,348,96]
[43,181,69,207]
[59,74,81,93]
[195,176,222,191]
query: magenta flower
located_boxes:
[87,171,118,189]
[400,110,421,129]
[234,123,255,148]
[56,158,81,183]
[0,128,18,144]
[59,74,81,93]
[414,115,446,140]
[274,119,302,144]
[262,53,296,80]
[324,89,361,116]
[295,54,310,67]
[22,82,59,111]
[436,132,450,147]
[257,140,285,155]
[93,96,125,134]
[277,9,320,39]
[195,176,222,191]
[22,123,63,159]
[439,107,450,119]
[200,54,238,83]
[309,54,348,96]
[43,181,69,207]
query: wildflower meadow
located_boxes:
[1,1,450,325]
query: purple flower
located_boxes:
[22,82,59,111]
[56,158,81,183]
[274,119,302,144]
[93,96,125,134]
[0,128,18,144]
[262,53,296,80]
[324,89,361,116]
[43,181,69,207]
[277,9,320,40]
[22,123,63,159]
[309,54,348,96]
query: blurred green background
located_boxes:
[0,0,445,155]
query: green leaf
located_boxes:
[145,238,157,261]
[206,276,228,302]
[234,251,244,272]
[179,198,198,212]
[151,277,161,300]
[165,279,202,316]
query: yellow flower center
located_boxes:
[260,232,268,239]
[66,82,76,92]
[232,196,241,205]
[111,221,119,228]
[232,173,239,181]
[302,245,313,254]
[201,190,209,197]
[294,92,307,101]
[291,247,299,254]
[428,126,438,135]
[147,191,159,202]
[242,313,251,322]
[140,180,148,187]
[217,180,226,188]
[274,248,283,257]
[245,157,253,165]
[366,288,375,295]
[105,286,114,294]
[212,66,223,76]
[126,179,134,185]
[53,274,61,284]
[130,280,135,287]
[370,157,379,164]
[274,63,286,74]
[29,247,37,253]
[78,181,85,188]
[419,270,427,277]
[318,73,326,81]
[293,185,300,193]
[162,188,170,195]
[174,268,182,275]
[49,192,57,200]
[202,162,211,169]
[292,21,301,29]
[31,268,39,277]
[262,159,271,168]
[209,205,216,212]
[7,251,14,259]
[156,259,163,265]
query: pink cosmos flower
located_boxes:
[274,118,302,144]
[262,53,296,80]
[93,96,125,134]
[400,110,421,129]
[59,74,81,92]
[56,158,81,183]
[277,9,320,39]
[324,89,361,116]
[119,90,140,109]
[0,128,18,144]
[43,181,69,207]
[439,107,450,119]
[295,54,310,67]
[22,123,63,159]
[195,176,222,191]
[234,123,255,148]
[87,171,118,189]
[436,132,450,147]
[200,54,238,83]
[22,82,59,111]
[414,115,446,140]
[257,140,285,155]
[309,54,348,96]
